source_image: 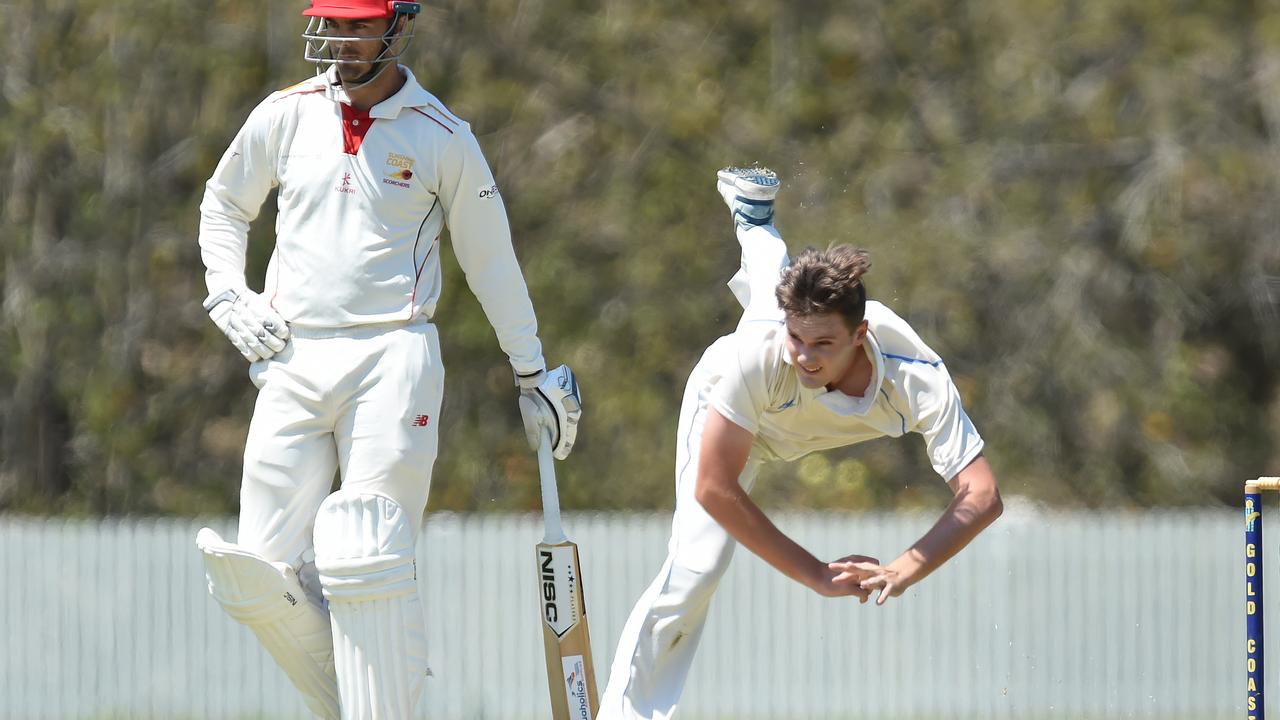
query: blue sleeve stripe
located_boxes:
[882,351,942,368]
[674,406,706,497]
[879,388,907,434]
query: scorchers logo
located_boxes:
[383,152,415,188]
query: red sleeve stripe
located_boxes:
[272,87,326,103]
[410,107,455,134]
[426,103,462,126]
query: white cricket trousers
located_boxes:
[236,319,445,568]
[600,224,783,719]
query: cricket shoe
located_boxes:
[717,166,780,228]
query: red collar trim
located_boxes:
[340,103,375,155]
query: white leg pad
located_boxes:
[196,528,340,720]
[314,491,430,720]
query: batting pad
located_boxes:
[314,491,430,720]
[195,528,340,720]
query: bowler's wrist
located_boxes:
[801,556,830,592]
[887,552,924,587]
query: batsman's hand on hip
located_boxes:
[516,364,581,460]
[203,287,291,363]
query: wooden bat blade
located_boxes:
[538,540,599,719]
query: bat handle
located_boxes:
[538,430,567,544]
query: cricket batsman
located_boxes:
[191,1,580,717]
[599,167,1003,718]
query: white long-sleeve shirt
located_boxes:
[198,66,543,374]
[700,300,985,481]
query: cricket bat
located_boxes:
[535,430,599,720]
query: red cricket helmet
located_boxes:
[302,0,419,19]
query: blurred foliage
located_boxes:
[1,0,1278,516]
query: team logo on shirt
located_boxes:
[384,152,415,189]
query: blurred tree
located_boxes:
[0,0,1276,516]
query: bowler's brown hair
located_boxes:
[775,246,872,330]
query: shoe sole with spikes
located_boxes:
[717,166,780,201]
[717,166,780,226]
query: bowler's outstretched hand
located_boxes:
[816,554,880,603]
[839,560,908,606]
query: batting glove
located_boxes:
[516,365,582,460]
[204,287,291,363]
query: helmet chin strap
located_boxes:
[329,57,396,93]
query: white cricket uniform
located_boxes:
[599,225,985,719]
[198,65,544,567]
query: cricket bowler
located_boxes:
[599,166,1003,719]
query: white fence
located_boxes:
[0,508,1253,719]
